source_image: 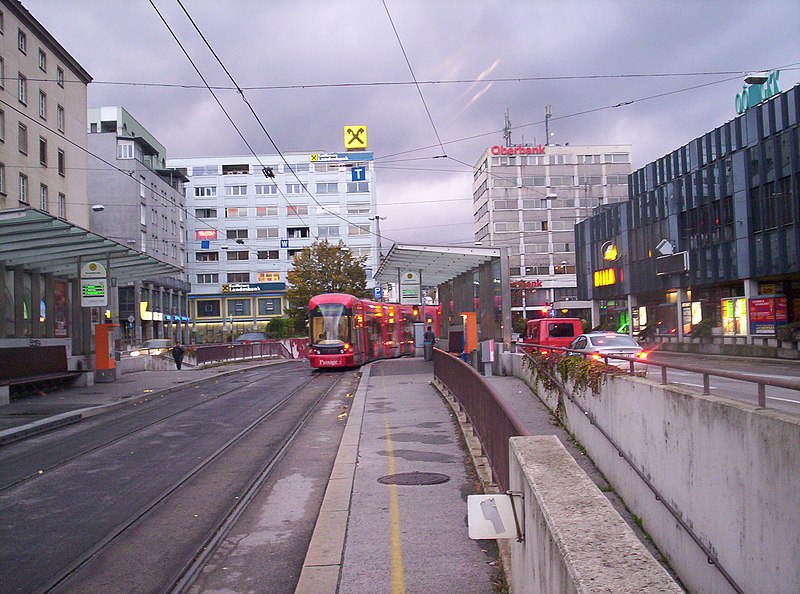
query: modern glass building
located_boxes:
[576,82,799,341]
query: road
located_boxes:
[0,363,357,594]
[646,351,800,414]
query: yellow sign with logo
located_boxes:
[221,284,230,293]
[344,125,367,150]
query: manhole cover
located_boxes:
[377,472,450,486]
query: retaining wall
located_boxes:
[500,352,800,594]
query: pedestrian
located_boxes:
[171,342,186,370]
[423,325,436,361]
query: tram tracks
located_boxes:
[0,363,300,493]
[0,366,353,594]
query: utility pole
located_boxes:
[369,215,387,260]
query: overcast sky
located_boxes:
[24,0,800,246]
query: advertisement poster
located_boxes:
[748,296,788,335]
[54,281,68,337]
[722,297,747,335]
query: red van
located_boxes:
[518,318,583,354]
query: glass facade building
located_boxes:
[576,83,800,339]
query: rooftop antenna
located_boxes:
[503,108,512,147]
[545,105,552,146]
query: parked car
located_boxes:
[518,318,583,354]
[566,333,649,374]
[233,332,269,344]
[130,338,173,356]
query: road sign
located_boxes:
[374,286,383,300]
[351,166,366,182]
[344,125,368,150]
[280,239,289,248]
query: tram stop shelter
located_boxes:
[373,243,512,361]
[0,207,182,385]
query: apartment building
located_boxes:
[168,151,377,342]
[472,143,632,320]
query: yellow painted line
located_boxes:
[381,370,406,594]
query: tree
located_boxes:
[286,240,368,331]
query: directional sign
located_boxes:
[351,166,366,182]
[344,125,367,150]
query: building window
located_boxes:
[225,207,248,218]
[348,224,370,236]
[38,91,47,119]
[17,29,26,53]
[224,185,247,196]
[57,149,65,176]
[18,123,27,154]
[255,228,278,240]
[604,153,630,164]
[39,184,48,211]
[227,299,252,316]
[195,251,219,262]
[346,204,370,215]
[318,225,339,238]
[17,73,26,104]
[287,205,308,216]
[346,181,369,193]
[38,48,46,71]
[0,163,5,194]
[226,229,248,240]
[227,273,250,283]
[286,183,305,194]
[0,57,4,89]
[196,273,219,284]
[39,137,46,165]
[255,184,277,195]
[316,182,338,194]
[19,173,28,203]
[257,272,280,282]
[194,186,217,197]
[196,299,221,318]
[257,250,279,260]
[56,105,64,132]
[258,297,282,315]
[286,163,309,174]
[256,206,278,217]
[287,226,309,238]
[56,66,64,87]
[58,193,65,217]
[192,165,219,176]
[226,250,249,261]
[195,208,217,218]
[0,109,4,142]
[117,140,134,159]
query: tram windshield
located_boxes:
[310,303,352,345]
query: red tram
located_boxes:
[308,293,437,369]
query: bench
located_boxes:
[0,345,81,398]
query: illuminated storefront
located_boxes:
[189,282,286,342]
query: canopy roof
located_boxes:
[0,208,182,281]
[373,243,502,286]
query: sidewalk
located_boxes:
[0,358,289,445]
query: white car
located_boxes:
[566,333,649,374]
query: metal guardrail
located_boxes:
[516,342,800,409]
[432,347,530,491]
[193,341,292,365]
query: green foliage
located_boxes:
[265,317,294,339]
[285,240,368,329]
[523,351,611,400]
[690,318,715,340]
[511,314,527,335]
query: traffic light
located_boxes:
[412,306,419,317]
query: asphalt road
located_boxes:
[646,351,800,414]
[0,363,355,594]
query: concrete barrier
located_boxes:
[509,436,683,594]
[501,351,800,594]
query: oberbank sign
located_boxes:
[491,144,546,155]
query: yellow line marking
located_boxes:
[381,371,406,593]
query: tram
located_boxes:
[308,293,424,369]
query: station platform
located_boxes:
[0,355,634,592]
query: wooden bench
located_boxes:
[0,345,81,397]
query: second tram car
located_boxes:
[308,293,429,369]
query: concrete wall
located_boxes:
[499,351,800,594]
[508,436,682,594]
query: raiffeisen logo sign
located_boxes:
[735,70,781,115]
[490,144,545,156]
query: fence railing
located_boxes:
[194,341,292,365]
[516,342,800,409]
[433,347,529,491]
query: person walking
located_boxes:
[423,326,436,361]
[171,342,186,370]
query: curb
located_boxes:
[0,359,297,447]
[294,365,371,594]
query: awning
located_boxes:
[0,208,182,281]
[373,243,502,286]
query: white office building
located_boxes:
[167,151,378,341]
[472,143,632,320]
